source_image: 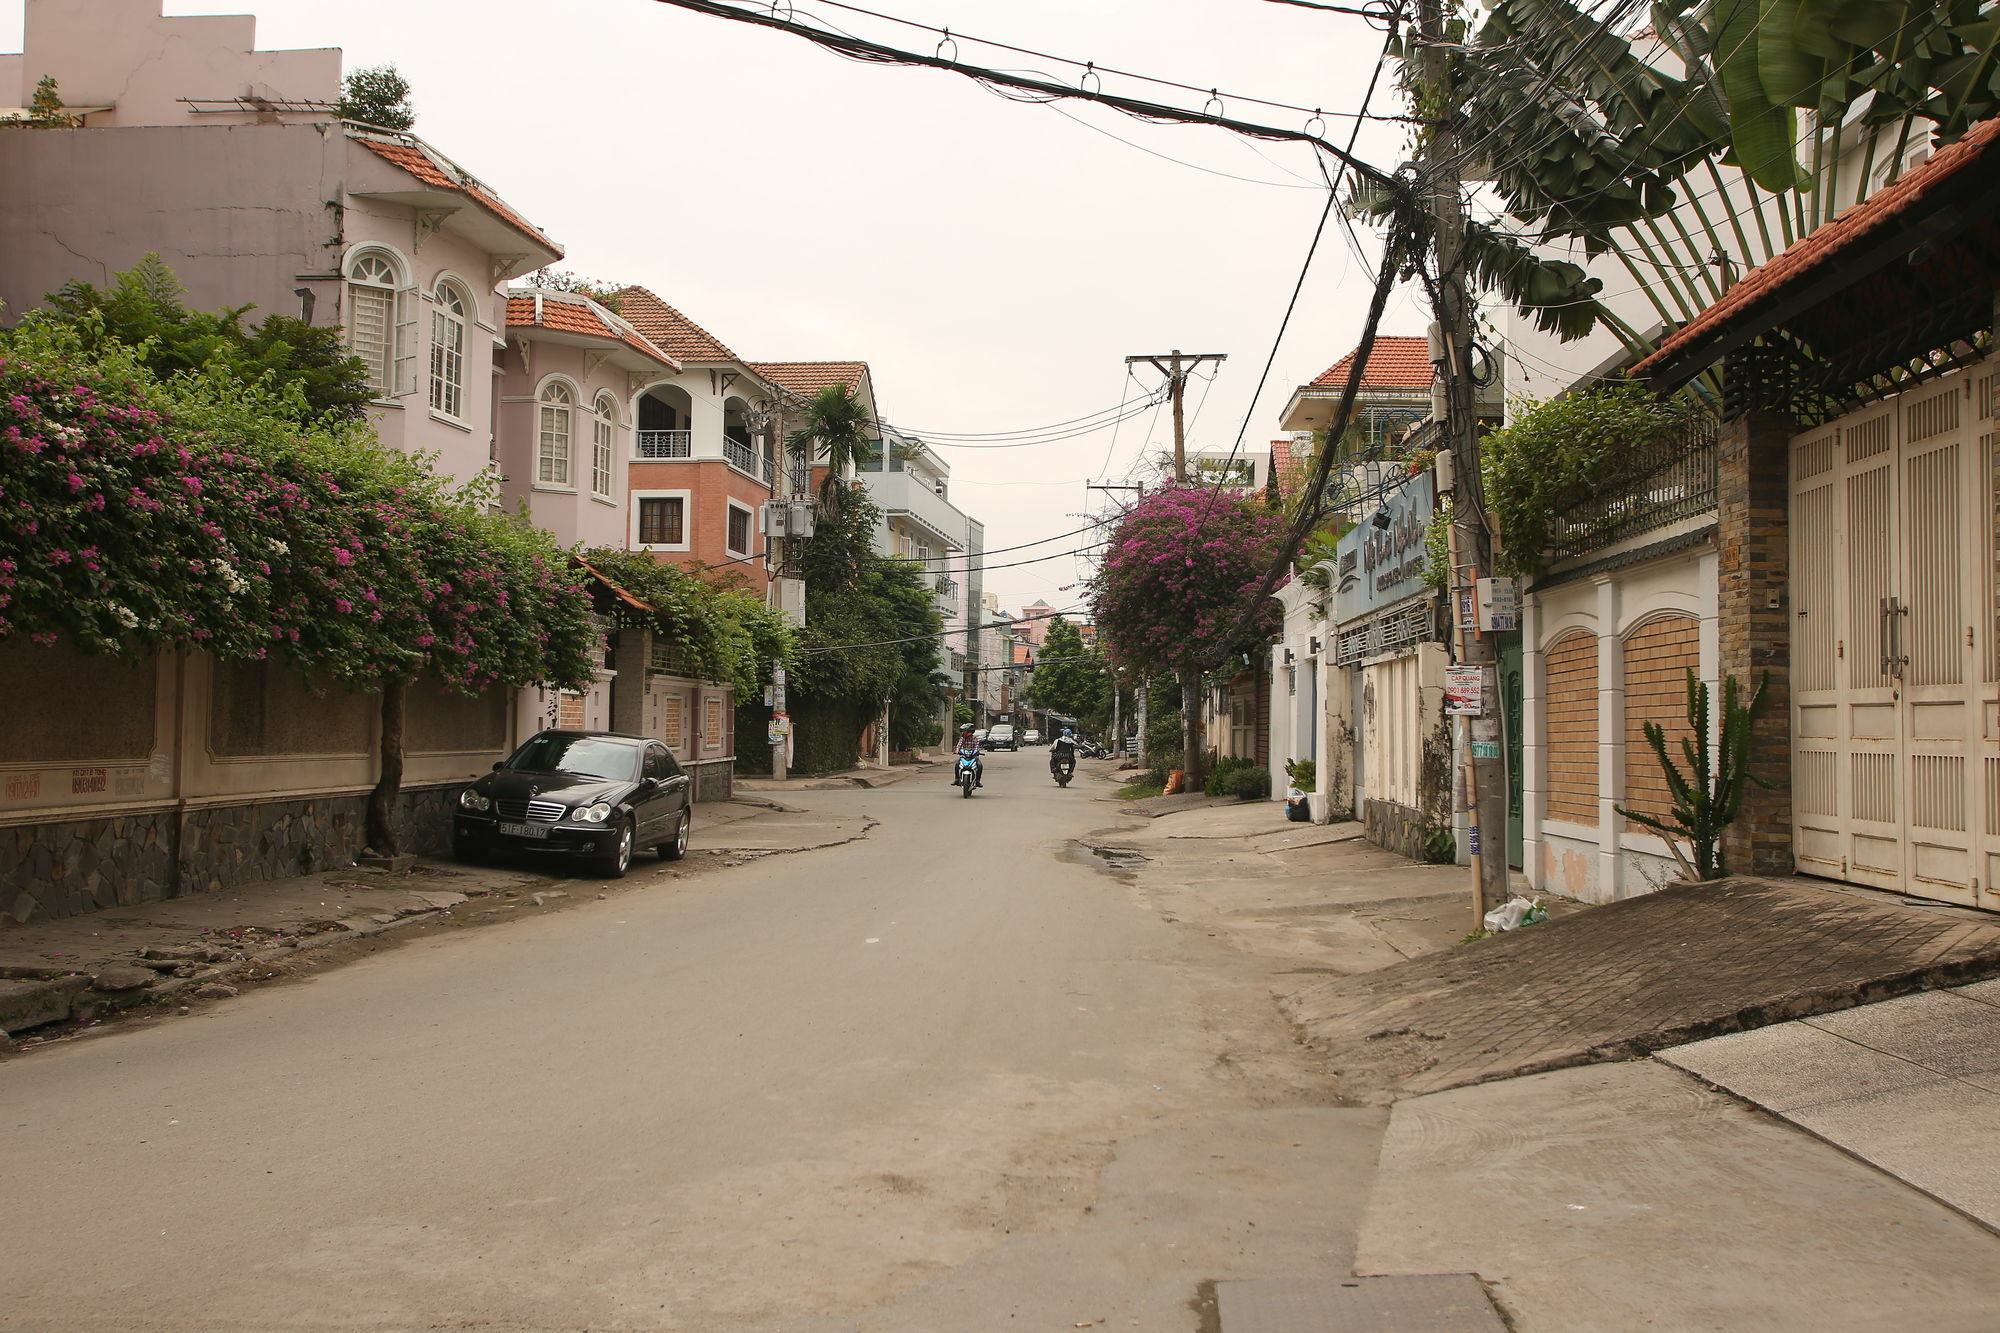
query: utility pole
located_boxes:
[1125,352,1226,790]
[1415,0,1509,922]
[1126,350,1226,481]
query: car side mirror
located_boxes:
[491,761,504,771]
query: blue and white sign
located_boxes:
[1334,471,1436,624]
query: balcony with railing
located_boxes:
[1543,413,1718,563]
[636,429,692,459]
[723,436,776,488]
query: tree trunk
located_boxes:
[1180,669,1206,791]
[365,677,406,857]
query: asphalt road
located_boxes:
[1,749,1377,1332]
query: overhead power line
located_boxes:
[780,0,1414,123]
[644,0,1409,194]
[801,602,1088,653]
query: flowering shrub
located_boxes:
[0,316,596,694]
[1089,486,1286,676]
[579,546,796,697]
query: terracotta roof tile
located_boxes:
[354,136,560,257]
[1270,436,1313,498]
[1636,117,2000,377]
[1310,336,1434,390]
[612,286,741,364]
[505,294,678,369]
[749,361,872,397]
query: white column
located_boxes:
[1520,591,1545,890]
[1595,576,1624,898]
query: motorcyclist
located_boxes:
[953,722,984,789]
[1049,727,1078,780]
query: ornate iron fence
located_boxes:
[1544,414,1718,562]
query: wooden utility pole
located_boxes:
[1415,0,1509,922]
[1126,350,1226,481]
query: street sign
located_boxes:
[1446,665,1486,716]
[1475,576,1519,632]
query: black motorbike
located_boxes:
[1049,740,1078,787]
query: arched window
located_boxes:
[344,249,403,397]
[538,381,575,486]
[429,280,469,418]
[591,393,618,497]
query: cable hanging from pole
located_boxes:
[646,0,1412,196]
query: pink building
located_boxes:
[0,0,563,487]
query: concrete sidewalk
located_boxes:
[1661,980,2000,1230]
[0,795,867,1052]
[1281,876,2000,1103]
[1085,798,2000,1328]
[1081,797,1576,983]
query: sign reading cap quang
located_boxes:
[1334,470,1435,625]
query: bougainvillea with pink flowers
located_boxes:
[1089,484,1287,676]
[0,314,599,695]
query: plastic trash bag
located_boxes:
[1482,895,1547,932]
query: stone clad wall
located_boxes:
[2,784,465,925]
[1716,411,1793,874]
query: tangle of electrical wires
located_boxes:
[644,0,1412,197]
[1181,23,1399,545]
[773,0,1412,124]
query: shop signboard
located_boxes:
[1334,470,1436,625]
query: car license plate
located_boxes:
[498,822,549,839]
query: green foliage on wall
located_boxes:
[41,256,374,421]
[579,546,794,696]
[1481,383,1704,576]
[0,296,595,695]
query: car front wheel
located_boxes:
[658,809,690,861]
[596,818,633,879]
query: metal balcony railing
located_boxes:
[761,455,776,488]
[636,430,691,459]
[723,436,758,479]
[1545,414,1719,562]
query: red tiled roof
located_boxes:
[505,294,678,369]
[1310,336,1434,390]
[612,286,740,364]
[750,361,872,397]
[1269,436,1313,498]
[355,136,561,257]
[1635,116,2000,378]
[572,556,652,613]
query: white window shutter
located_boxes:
[392,286,420,398]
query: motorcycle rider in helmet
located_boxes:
[953,722,984,789]
[1049,726,1079,781]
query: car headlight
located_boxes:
[574,801,613,824]
[459,789,491,812]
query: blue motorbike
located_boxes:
[955,751,981,798]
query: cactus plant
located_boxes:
[1615,670,1772,882]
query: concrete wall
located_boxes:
[1521,531,1720,903]
[497,337,635,552]
[0,124,522,486]
[0,641,516,923]
[12,0,340,128]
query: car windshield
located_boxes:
[504,735,639,782]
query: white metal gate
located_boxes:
[1790,358,2000,908]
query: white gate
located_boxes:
[1790,358,2000,908]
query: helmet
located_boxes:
[960,723,975,734]
[1062,728,1074,737]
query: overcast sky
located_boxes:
[4,0,1431,614]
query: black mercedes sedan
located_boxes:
[452,729,692,878]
